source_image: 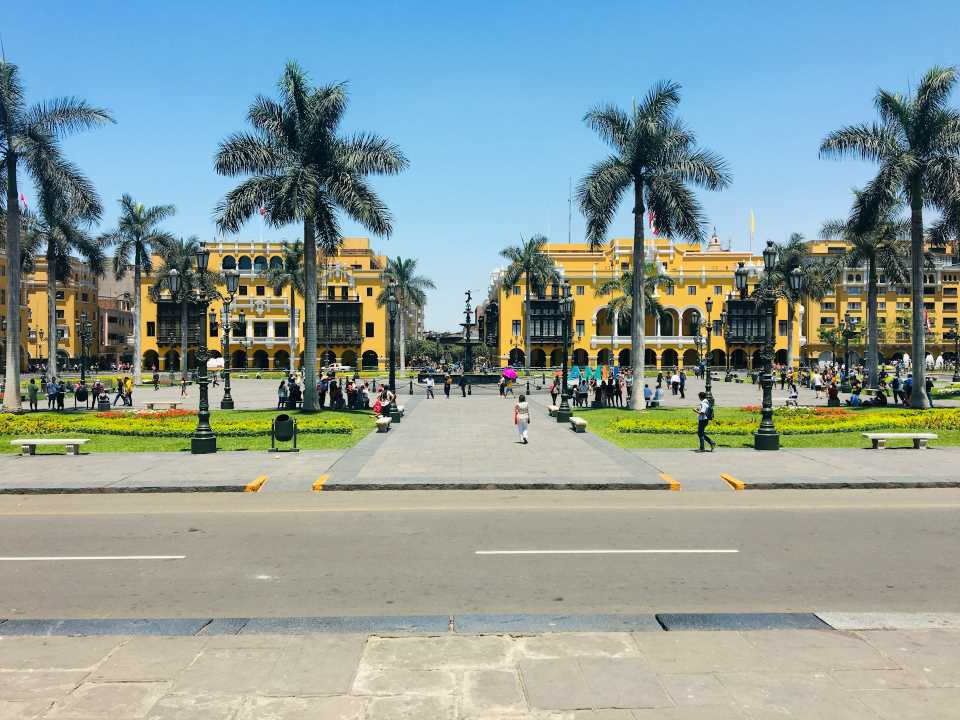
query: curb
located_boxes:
[244,475,269,493]
[0,485,249,495]
[3,611,937,636]
[321,482,674,491]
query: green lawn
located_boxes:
[564,404,960,449]
[0,407,375,454]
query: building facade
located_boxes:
[802,240,960,366]
[478,233,798,370]
[139,237,390,372]
[23,257,101,368]
[98,294,135,366]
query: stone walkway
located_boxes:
[1,627,958,718]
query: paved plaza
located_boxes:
[1,624,958,719]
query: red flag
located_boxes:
[18,192,28,209]
[259,206,267,217]
[648,211,657,235]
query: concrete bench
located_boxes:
[863,432,937,449]
[570,416,587,433]
[144,402,181,411]
[11,438,90,456]
[547,405,559,416]
[376,417,392,433]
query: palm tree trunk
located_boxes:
[399,299,407,374]
[289,285,296,372]
[301,218,318,410]
[46,245,58,373]
[133,255,143,384]
[180,297,188,381]
[3,154,23,411]
[523,275,531,373]
[786,302,795,370]
[866,258,879,389]
[629,181,646,410]
[909,187,928,408]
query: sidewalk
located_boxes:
[2,620,958,718]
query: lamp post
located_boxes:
[754,241,780,451]
[556,281,573,423]
[704,296,714,404]
[840,312,856,393]
[386,280,401,423]
[175,246,216,454]
[948,329,960,383]
[220,270,239,409]
[76,312,93,387]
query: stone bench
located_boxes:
[547,405,559,417]
[569,416,587,433]
[863,432,938,449]
[11,438,90,456]
[376,417,392,433]
[144,402,181,411]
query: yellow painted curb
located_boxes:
[312,475,329,492]
[660,473,681,491]
[245,475,269,493]
[720,473,745,491]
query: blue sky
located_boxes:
[7,1,960,328]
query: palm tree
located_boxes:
[151,237,216,379]
[24,205,106,371]
[99,195,176,384]
[596,262,673,337]
[260,240,305,371]
[377,257,435,373]
[1,60,113,409]
[214,61,407,411]
[499,235,561,372]
[578,81,731,409]
[821,195,910,388]
[820,66,960,408]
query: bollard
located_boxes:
[468,384,472,396]
[409,379,413,395]
[526,381,530,394]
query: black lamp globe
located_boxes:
[763,240,777,273]
[789,266,803,294]
[225,269,240,295]
[168,268,180,295]
[195,245,210,272]
[705,296,713,314]
[734,262,748,294]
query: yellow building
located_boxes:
[24,256,100,369]
[478,233,798,370]
[802,240,960,366]
[140,237,390,372]
[0,249,31,372]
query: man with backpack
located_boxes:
[695,391,715,452]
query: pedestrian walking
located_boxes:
[925,376,934,407]
[498,377,506,398]
[694,391,715,452]
[678,369,686,399]
[670,371,680,396]
[56,379,66,410]
[180,377,188,397]
[514,393,531,444]
[444,375,452,398]
[459,374,468,397]
[27,378,39,412]
[152,371,160,391]
[277,379,289,409]
[550,378,559,406]
[426,375,435,398]
[124,376,134,406]
[113,378,125,406]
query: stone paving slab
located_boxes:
[0,628,956,718]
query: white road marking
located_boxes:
[0,555,186,561]
[475,549,739,555]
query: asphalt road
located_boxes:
[0,490,958,619]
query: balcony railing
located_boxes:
[317,332,362,345]
[319,294,360,303]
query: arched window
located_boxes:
[269,256,283,270]
[254,256,268,273]
[361,350,379,370]
[221,255,236,270]
[238,256,252,271]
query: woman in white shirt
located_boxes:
[514,394,531,444]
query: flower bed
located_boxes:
[0,411,358,438]
[611,407,960,436]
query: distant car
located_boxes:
[323,363,353,373]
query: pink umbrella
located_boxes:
[502,367,518,380]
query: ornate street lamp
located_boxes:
[735,261,749,300]
[704,296,714,404]
[220,270,240,409]
[840,311,857,393]
[788,267,803,372]
[190,246,217,454]
[754,240,780,451]
[76,311,93,388]
[556,281,573,424]
[946,328,960,383]
[386,280,401,423]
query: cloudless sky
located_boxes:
[7,1,960,327]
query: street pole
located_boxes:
[387,281,401,423]
[704,296,714,404]
[220,271,239,410]
[556,281,572,423]
[754,241,780,451]
[950,330,960,383]
[184,247,216,454]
